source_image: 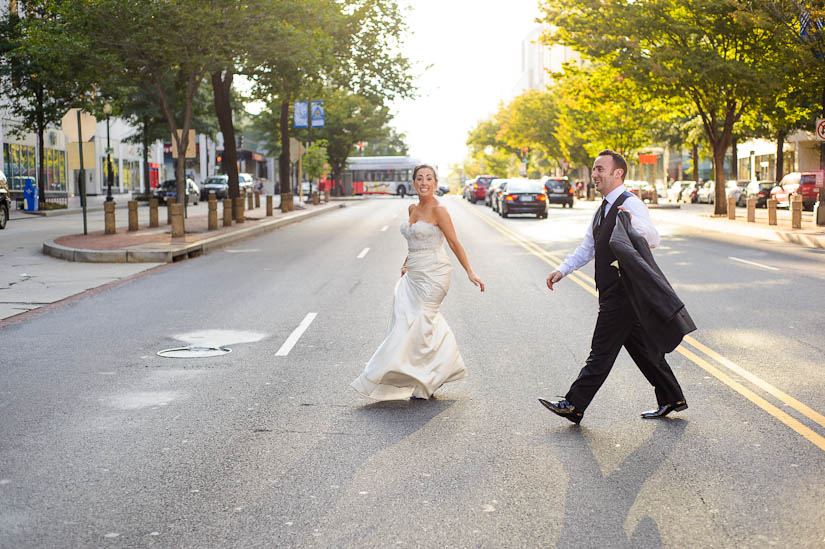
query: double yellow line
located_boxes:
[461,201,825,453]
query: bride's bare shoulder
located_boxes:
[408,203,416,216]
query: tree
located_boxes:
[80,0,222,221]
[302,140,328,182]
[363,127,409,156]
[314,89,393,194]
[499,89,565,172]
[541,0,780,214]
[0,1,93,204]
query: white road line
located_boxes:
[357,247,370,259]
[728,256,779,271]
[275,313,317,356]
[380,225,389,232]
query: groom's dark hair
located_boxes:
[597,149,627,181]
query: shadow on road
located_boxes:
[551,420,687,548]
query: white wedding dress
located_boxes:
[351,220,467,400]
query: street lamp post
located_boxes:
[103,103,114,202]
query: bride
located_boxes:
[351,164,485,401]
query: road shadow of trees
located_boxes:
[551,420,687,548]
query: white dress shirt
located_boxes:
[557,185,660,277]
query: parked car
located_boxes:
[498,178,547,218]
[464,175,496,203]
[626,180,655,202]
[543,176,574,207]
[726,180,750,206]
[743,180,774,208]
[486,178,507,207]
[154,178,199,205]
[667,180,692,203]
[238,172,254,193]
[202,175,229,199]
[0,170,9,229]
[681,181,700,203]
[491,179,509,212]
[770,172,819,210]
[696,180,716,204]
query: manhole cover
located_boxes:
[157,346,232,359]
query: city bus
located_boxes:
[346,156,422,196]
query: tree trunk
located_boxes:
[775,131,786,182]
[142,116,150,195]
[279,101,290,195]
[211,69,240,214]
[713,146,727,216]
[692,144,699,184]
[731,135,737,180]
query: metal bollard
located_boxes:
[234,196,245,223]
[166,196,175,225]
[170,203,184,237]
[128,200,139,231]
[280,192,289,212]
[223,198,232,226]
[266,195,273,216]
[791,194,802,229]
[323,190,329,203]
[747,197,755,223]
[727,196,736,220]
[208,196,218,230]
[247,190,254,211]
[149,198,159,228]
[104,201,116,235]
[767,198,777,225]
[254,191,260,209]
[312,191,319,205]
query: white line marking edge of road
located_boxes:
[357,247,370,259]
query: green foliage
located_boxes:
[302,141,328,180]
[363,128,409,156]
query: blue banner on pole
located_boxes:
[311,101,325,128]
[294,101,308,128]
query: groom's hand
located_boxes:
[546,270,563,291]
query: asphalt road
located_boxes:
[1,196,824,547]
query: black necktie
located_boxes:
[594,199,608,238]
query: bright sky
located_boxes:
[390,0,544,176]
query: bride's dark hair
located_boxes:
[413,164,438,181]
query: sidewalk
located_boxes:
[650,203,825,249]
[43,197,345,263]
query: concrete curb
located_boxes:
[43,203,345,263]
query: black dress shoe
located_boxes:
[538,398,583,424]
[640,400,688,419]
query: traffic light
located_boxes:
[521,147,529,163]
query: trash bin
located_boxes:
[23,179,39,212]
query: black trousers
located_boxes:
[565,283,685,413]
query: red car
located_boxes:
[771,172,819,210]
[463,175,497,203]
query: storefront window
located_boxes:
[3,143,36,189]
[45,148,66,191]
[100,155,119,193]
[122,160,140,191]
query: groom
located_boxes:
[539,149,686,424]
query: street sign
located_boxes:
[289,137,305,163]
[61,108,97,142]
[816,118,825,142]
[639,153,657,164]
[294,101,308,128]
[170,129,196,159]
[67,142,96,170]
[310,100,325,128]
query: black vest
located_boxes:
[593,191,632,291]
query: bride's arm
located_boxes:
[435,207,484,292]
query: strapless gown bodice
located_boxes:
[400,220,445,252]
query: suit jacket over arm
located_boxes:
[609,211,697,357]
